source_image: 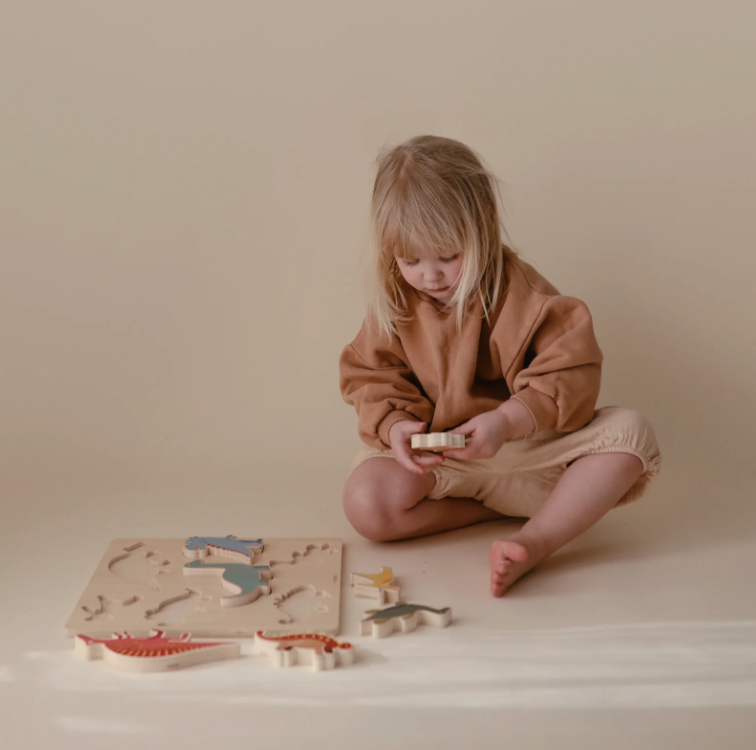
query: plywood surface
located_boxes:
[64,537,343,638]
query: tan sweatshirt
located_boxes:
[339,256,603,450]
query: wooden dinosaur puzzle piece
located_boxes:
[74,630,240,673]
[183,561,271,607]
[254,631,355,671]
[351,567,400,604]
[410,433,465,452]
[65,537,344,638]
[183,536,264,563]
[360,603,452,638]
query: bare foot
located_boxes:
[489,536,548,597]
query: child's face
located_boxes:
[395,253,464,303]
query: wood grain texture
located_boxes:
[411,433,465,452]
[65,538,343,638]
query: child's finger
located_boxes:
[441,446,467,458]
[442,439,476,460]
[394,444,427,474]
[412,454,444,467]
[448,422,474,435]
[447,428,474,448]
[441,449,465,459]
[412,448,442,459]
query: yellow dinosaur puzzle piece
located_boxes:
[350,567,400,604]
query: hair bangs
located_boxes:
[374,174,466,262]
[366,135,517,340]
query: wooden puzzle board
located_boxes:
[65,538,343,638]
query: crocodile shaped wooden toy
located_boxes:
[254,630,355,670]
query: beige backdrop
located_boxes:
[3,2,756,746]
[3,1,754,504]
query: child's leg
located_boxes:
[489,452,644,597]
[343,457,504,541]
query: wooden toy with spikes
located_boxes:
[74,630,240,673]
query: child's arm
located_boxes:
[503,295,603,434]
[339,324,435,450]
[442,398,535,461]
[445,291,602,461]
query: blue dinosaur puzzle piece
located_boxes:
[183,561,271,608]
[184,536,263,562]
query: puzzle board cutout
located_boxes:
[65,538,343,638]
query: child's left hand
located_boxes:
[441,409,511,460]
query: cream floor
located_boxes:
[3,413,756,749]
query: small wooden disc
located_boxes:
[410,433,465,452]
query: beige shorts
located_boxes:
[348,406,661,518]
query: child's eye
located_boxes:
[399,258,419,267]
[441,254,459,263]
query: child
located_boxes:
[339,135,661,597]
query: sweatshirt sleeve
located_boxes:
[339,324,434,449]
[505,295,603,433]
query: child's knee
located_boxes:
[342,467,428,541]
[342,480,394,541]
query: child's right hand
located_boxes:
[388,421,445,475]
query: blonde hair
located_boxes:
[366,135,517,338]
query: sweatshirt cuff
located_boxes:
[377,410,423,448]
[510,388,559,433]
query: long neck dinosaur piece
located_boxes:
[183,536,264,563]
[183,561,272,607]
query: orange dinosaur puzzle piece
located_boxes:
[254,630,355,671]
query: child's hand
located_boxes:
[388,421,445,475]
[441,409,511,461]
